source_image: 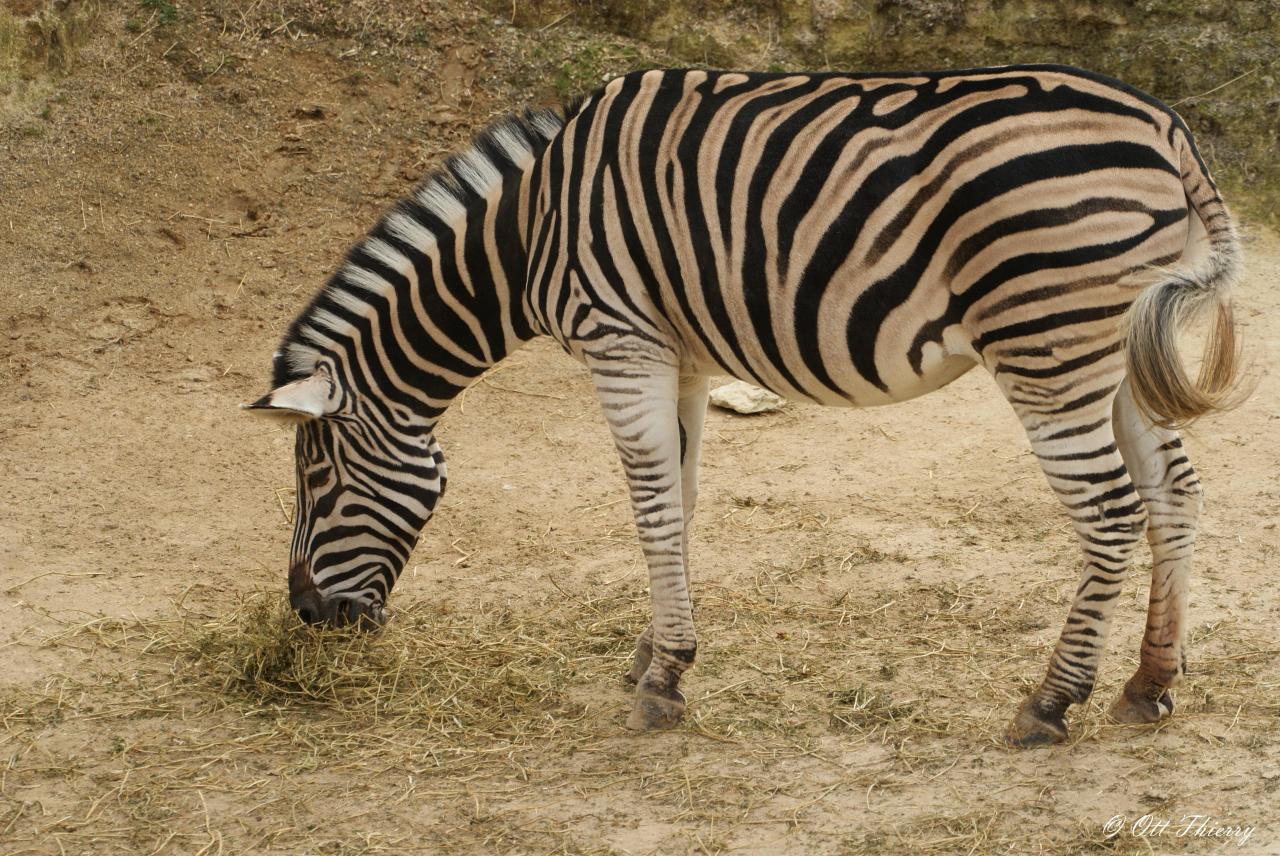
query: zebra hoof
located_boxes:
[1108,682,1174,725]
[1004,698,1068,747]
[625,688,686,731]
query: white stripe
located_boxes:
[453,148,502,196]
[386,211,434,251]
[490,124,531,163]
[326,285,374,317]
[530,109,563,139]
[414,180,467,223]
[307,308,354,336]
[283,341,320,374]
[341,263,394,297]
[361,238,412,277]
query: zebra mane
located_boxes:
[272,106,567,389]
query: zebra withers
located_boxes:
[246,65,1245,746]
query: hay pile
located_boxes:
[1,572,1275,853]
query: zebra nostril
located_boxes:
[290,589,324,626]
[338,598,366,629]
[328,596,386,631]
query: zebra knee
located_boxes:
[1113,503,1149,542]
[1080,488,1149,552]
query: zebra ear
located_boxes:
[242,367,338,419]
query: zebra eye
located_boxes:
[306,466,331,490]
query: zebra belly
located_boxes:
[856,350,978,405]
[721,354,977,408]
[679,319,980,408]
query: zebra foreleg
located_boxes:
[628,375,709,685]
[1108,381,1199,726]
[590,359,697,730]
[1004,395,1149,746]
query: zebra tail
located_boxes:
[1124,136,1247,430]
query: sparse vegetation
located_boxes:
[140,0,177,26]
[2,565,1276,851]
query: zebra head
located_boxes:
[245,361,447,629]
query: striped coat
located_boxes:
[249,65,1243,746]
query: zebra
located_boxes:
[245,65,1244,746]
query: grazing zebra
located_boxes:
[246,65,1243,746]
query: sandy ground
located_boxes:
[1,3,1278,854]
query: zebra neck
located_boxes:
[272,178,539,431]
[371,168,544,428]
[274,107,566,428]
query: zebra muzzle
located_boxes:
[290,588,386,630]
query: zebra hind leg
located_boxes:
[1003,391,1149,746]
[1107,380,1200,726]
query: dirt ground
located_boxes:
[2,3,1278,854]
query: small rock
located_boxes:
[1140,788,1171,805]
[174,365,218,393]
[709,381,785,415]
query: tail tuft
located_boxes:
[1124,128,1249,430]
[1126,276,1243,430]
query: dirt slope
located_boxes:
[1,3,1277,854]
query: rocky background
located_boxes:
[504,0,1280,224]
[5,1,1276,225]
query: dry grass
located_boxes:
[2,568,1276,853]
